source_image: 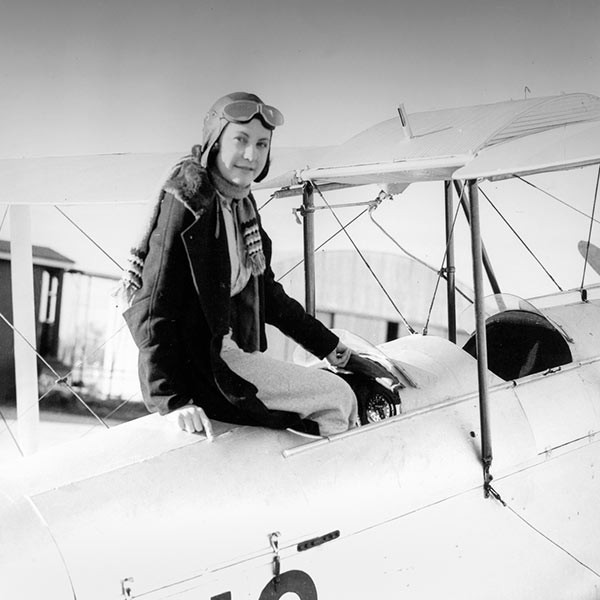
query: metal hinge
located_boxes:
[121,577,134,600]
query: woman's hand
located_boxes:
[326,341,352,368]
[168,404,214,441]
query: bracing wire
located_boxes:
[368,207,473,303]
[422,183,466,335]
[44,215,137,424]
[0,275,130,441]
[2,198,165,451]
[0,310,109,429]
[103,394,139,420]
[2,199,160,452]
[76,392,142,439]
[0,380,53,455]
[312,182,416,334]
[0,206,111,450]
[580,165,600,290]
[0,321,129,441]
[515,175,600,226]
[276,208,370,282]
[0,205,9,234]
[508,504,600,579]
[6,318,135,447]
[478,186,563,292]
[0,407,25,457]
[489,486,600,580]
[258,190,277,212]
[55,206,124,272]
[61,321,129,387]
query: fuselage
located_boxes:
[2,290,600,599]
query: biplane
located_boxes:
[1,92,600,599]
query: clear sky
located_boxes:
[1,0,599,299]
[1,0,599,158]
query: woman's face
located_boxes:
[215,119,271,187]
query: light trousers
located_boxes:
[220,335,358,436]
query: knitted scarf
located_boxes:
[210,168,266,277]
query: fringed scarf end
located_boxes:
[248,252,266,276]
[113,247,146,309]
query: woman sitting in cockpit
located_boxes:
[121,92,358,439]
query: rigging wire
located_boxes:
[478,186,563,292]
[0,310,109,429]
[368,204,473,303]
[59,322,129,389]
[257,190,277,212]
[489,485,600,580]
[0,407,25,458]
[1,319,128,439]
[2,273,130,438]
[0,299,133,452]
[276,208,370,282]
[312,182,416,335]
[0,205,8,234]
[102,394,138,420]
[422,183,466,335]
[515,175,600,226]
[580,165,600,290]
[23,206,132,425]
[76,392,141,439]
[54,206,124,272]
[0,208,125,451]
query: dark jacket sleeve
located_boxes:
[122,193,195,415]
[259,225,338,359]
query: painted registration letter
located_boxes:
[258,570,317,600]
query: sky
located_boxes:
[0,0,599,299]
[1,0,599,158]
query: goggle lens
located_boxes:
[222,100,284,128]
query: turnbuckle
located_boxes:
[269,531,281,589]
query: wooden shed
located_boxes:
[0,240,74,403]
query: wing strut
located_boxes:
[9,205,40,455]
[302,182,316,315]
[467,180,494,494]
[444,181,457,343]
[454,181,501,295]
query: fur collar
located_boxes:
[162,157,216,215]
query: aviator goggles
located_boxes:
[220,100,285,129]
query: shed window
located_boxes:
[39,270,59,324]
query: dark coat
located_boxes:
[123,161,338,434]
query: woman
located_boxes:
[122,92,357,438]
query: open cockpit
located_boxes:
[326,291,600,423]
[461,295,573,381]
